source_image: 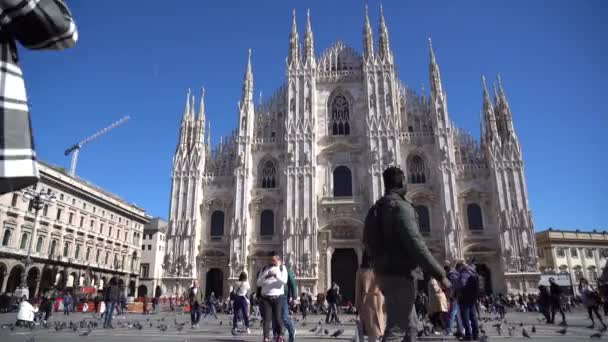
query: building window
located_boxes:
[330,95,350,135]
[105,252,109,265]
[121,255,126,269]
[56,209,62,221]
[109,226,113,236]
[86,247,91,261]
[49,239,57,256]
[35,237,44,253]
[96,249,101,263]
[408,155,426,184]
[75,245,81,259]
[333,166,353,197]
[260,161,277,188]
[148,245,152,250]
[602,249,608,258]
[210,211,225,237]
[415,205,430,235]
[83,203,86,210]
[585,248,594,258]
[574,266,584,283]
[19,232,29,250]
[63,242,70,257]
[117,229,121,239]
[68,212,74,224]
[72,198,76,205]
[100,224,104,234]
[467,204,484,231]
[90,220,95,229]
[119,217,122,223]
[11,193,18,207]
[79,216,84,228]
[142,245,145,250]
[556,248,566,257]
[59,194,64,201]
[43,205,48,216]
[571,248,578,258]
[260,209,274,237]
[589,266,598,283]
[140,263,150,278]
[1,229,11,246]
[28,200,34,212]
[558,265,568,273]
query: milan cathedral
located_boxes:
[161,6,539,301]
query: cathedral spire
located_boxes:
[481,75,499,141]
[363,4,374,61]
[428,38,443,100]
[496,74,515,136]
[303,9,315,65]
[178,88,191,149]
[288,9,300,66]
[196,87,206,144]
[182,88,191,121]
[241,48,254,105]
[198,87,205,122]
[377,4,391,62]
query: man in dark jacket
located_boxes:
[455,262,479,341]
[325,283,341,324]
[103,278,120,328]
[549,277,567,325]
[364,167,449,342]
[188,280,204,328]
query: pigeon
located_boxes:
[331,329,344,338]
[309,325,319,333]
[416,330,425,338]
[522,328,531,338]
[80,326,93,336]
[176,324,184,331]
[591,332,603,339]
[532,325,536,333]
[324,328,329,335]
[219,321,223,326]
[479,333,489,342]
[557,327,567,335]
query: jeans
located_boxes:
[273,298,294,342]
[377,274,417,342]
[460,302,479,339]
[233,296,250,329]
[587,305,606,326]
[261,295,286,340]
[446,299,463,334]
[103,301,116,328]
[325,303,340,323]
[190,303,201,325]
[550,300,566,323]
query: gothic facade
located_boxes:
[162,7,539,300]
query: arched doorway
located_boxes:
[0,263,7,292]
[138,284,148,298]
[128,280,136,296]
[205,268,223,298]
[55,270,67,290]
[26,267,39,298]
[331,248,358,305]
[6,265,24,294]
[476,264,493,295]
[39,267,54,294]
[155,285,162,298]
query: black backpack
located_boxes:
[462,272,481,300]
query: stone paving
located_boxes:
[0,309,607,341]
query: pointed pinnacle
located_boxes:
[198,87,205,119]
[379,4,385,26]
[428,37,436,63]
[306,9,312,32]
[481,75,490,97]
[364,4,371,26]
[291,9,297,36]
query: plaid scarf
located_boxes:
[0,0,77,194]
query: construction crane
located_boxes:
[64,116,130,177]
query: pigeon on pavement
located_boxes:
[522,328,531,338]
[331,329,343,338]
[557,327,567,335]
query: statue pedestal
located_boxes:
[13,286,30,300]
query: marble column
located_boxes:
[325,247,334,291]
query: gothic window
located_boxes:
[260,210,274,237]
[261,161,277,188]
[19,233,28,250]
[333,166,352,197]
[210,210,225,237]
[467,203,484,231]
[415,205,430,235]
[408,155,426,183]
[330,95,350,135]
[1,229,11,246]
[36,237,43,253]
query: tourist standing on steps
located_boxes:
[188,280,204,328]
[548,277,567,325]
[257,251,288,342]
[355,251,385,342]
[232,271,251,334]
[579,278,607,330]
[325,283,341,324]
[363,167,450,342]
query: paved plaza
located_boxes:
[1,309,607,341]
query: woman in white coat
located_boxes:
[17,297,39,327]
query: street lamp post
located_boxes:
[15,187,56,299]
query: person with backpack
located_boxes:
[256,251,288,342]
[579,278,607,330]
[444,265,464,337]
[325,283,341,324]
[272,262,297,342]
[455,261,480,341]
[363,167,449,342]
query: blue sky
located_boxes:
[19,1,606,230]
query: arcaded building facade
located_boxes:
[162,7,539,301]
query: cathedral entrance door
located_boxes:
[330,248,358,305]
[475,263,493,295]
[205,268,223,299]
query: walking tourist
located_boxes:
[325,283,341,324]
[578,278,607,330]
[355,251,385,342]
[538,285,551,322]
[363,166,449,342]
[272,261,297,342]
[103,278,120,328]
[204,292,219,319]
[548,277,567,325]
[256,251,288,342]
[232,271,251,334]
[62,291,73,315]
[456,261,480,341]
[188,280,203,328]
[428,277,448,334]
[444,265,463,337]
[300,292,310,321]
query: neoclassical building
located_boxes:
[162,7,539,301]
[0,162,150,298]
